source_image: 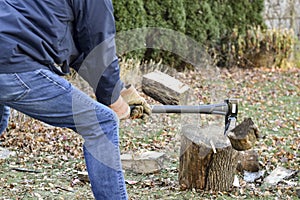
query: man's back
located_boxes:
[0,0,75,73]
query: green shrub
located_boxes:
[184,0,265,68]
[142,0,187,68]
[225,0,264,33]
[184,0,220,46]
[113,0,147,59]
[112,0,267,69]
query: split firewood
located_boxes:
[236,149,260,172]
[142,70,190,105]
[227,118,260,151]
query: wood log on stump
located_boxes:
[142,70,190,105]
[227,118,260,151]
[179,124,239,191]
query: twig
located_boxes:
[55,186,75,193]
[11,167,42,173]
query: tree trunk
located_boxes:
[179,124,239,191]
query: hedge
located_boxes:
[112,0,265,68]
[113,0,147,59]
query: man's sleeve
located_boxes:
[69,0,123,105]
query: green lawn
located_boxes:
[0,67,299,199]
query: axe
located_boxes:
[131,99,258,151]
[143,99,238,135]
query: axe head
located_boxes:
[224,99,238,135]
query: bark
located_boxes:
[179,124,239,191]
[142,70,190,105]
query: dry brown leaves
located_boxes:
[0,66,299,199]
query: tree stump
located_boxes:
[179,124,239,191]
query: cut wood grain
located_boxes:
[142,70,190,105]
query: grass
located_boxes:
[0,64,299,199]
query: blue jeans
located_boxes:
[0,69,128,200]
[0,104,9,134]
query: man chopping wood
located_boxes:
[0,0,151,199]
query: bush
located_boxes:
[184,0,220,46]
[197,0,266,68]
[113,0,147,59]
[220,26,295,68]
[112,0,267,69]
[143,0,187,69]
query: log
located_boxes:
[142,70,190,105]
[179,124,239,191]
[236,149,260,172]
[121,151,165,174]
[227,118,260,151]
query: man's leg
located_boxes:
[0,105,10,135]
[0,69,127,199]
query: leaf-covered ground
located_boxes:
[0,66,299,199]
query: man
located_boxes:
[0,0,151,199]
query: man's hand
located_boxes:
[109,96,130,120]
[121,85,151,119]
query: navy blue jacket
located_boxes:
[0,0,123,105]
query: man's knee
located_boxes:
[77,103,119,144]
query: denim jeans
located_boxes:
[0,104,9,134]
[0,69,128,199]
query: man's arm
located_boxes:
[69,0,123,106]
[69,0,151,120]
